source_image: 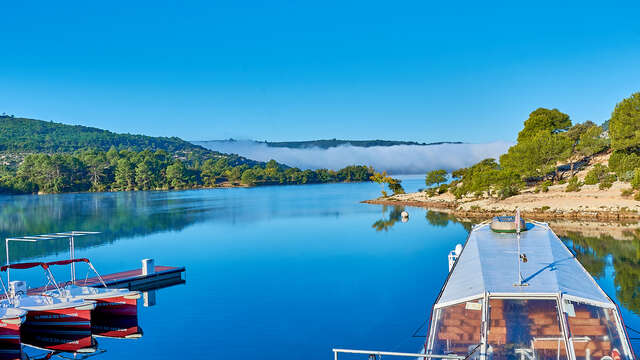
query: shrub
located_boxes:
[584,164,610,185]
[540,180,551,192]
[437,183,449,194]
[619,170,634,182]
[541,205,551,212]
[599,180,613,190]
[635,191,640,201]
[565,176,582,192]
[621,188,634,197]
[498,184,519,199]
[584,171,599,185]
[631,168,640,190]
[425,188,437,197]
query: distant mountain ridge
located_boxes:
[198,139,464,149]
[0,115,259,167]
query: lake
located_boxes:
[0,176,638,359]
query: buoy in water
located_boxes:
[401,211,409,218]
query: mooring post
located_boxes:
[142,258,155,276]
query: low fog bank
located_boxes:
[195,141,512,174]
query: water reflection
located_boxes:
[14,280,177,360]
[372,206,406,232]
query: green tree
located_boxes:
[501,131,572,180]
[115,158,135,190]
[166,161,188,189]
[241,169,257,185]
[135,161,155,190]
[425,169,447,187]
[610,92,640,152]
[80,149,110,191]
[517,108,572,142]
[575,125,608,158]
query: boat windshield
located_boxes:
[487,298,568,360]
[429,299,483,358]
[564,301,632,360]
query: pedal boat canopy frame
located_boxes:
[5,231,100,284]
[425,221,635,360]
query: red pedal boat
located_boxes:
[0,262,96,334]
[42,258,140,317]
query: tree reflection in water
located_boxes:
[372,205,406,232]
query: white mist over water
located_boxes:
[196,140,512,174]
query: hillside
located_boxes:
[0,115,258,167]
[365,92,640,220]
[0,115,373,194]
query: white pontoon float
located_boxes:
[334,214,636,360]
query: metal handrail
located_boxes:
[332,348,465,360]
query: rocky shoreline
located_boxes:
[363,181,640,222]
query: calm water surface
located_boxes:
[0,176,638,358]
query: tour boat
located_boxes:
[333,214,636,360]
[0,262,96,333]
[41,258,141,317]
[423,216,635,360]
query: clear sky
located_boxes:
[1,1,639,143]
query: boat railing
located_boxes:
[332,349,465,360]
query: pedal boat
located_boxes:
[0,307,26,355]
[41,258,140,317]
[0,262,95,333]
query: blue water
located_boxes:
[0,176,638,358]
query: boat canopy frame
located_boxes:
[5,231,100,284]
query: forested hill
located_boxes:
[0,115,373,194]
[0,115,256,165]
[262,139,462,149]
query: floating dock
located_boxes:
[88,265,186,291]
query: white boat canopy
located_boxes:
[436,221,611,307]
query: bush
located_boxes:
[584,164,610,185]
[498,184,519,199]
[565,176,582,192]
[541,205,551,212]
[599,181,613,190]
[635,191,640,201]
[621,188,634,197]
[437,183,449,194]
[631,168,640,190]
[539,180,551,193]
[584,171,599,185]
[425,188,437,197]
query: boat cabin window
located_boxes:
[487,298,568,360]
[429,300,483,357]
[564,301,631,360]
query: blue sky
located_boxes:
[1,1,639,143]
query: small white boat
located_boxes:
[42,258,141,317]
